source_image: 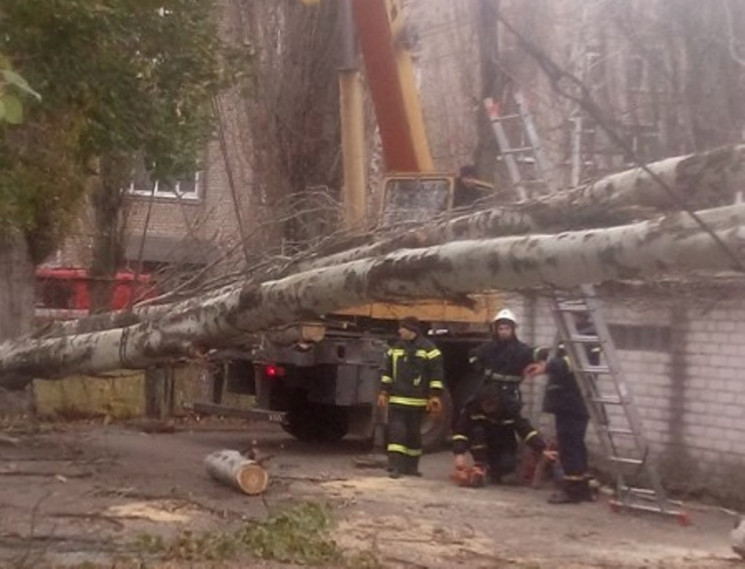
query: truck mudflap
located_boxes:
[184,401,286,425]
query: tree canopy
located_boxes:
[0,0,249,260]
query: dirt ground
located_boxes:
[0,419,741,569]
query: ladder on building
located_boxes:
[550,286,688,522]
[483,89,556,200]
[484,88,688,522]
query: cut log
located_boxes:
[204,449,268,495]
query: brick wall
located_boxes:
[500,288,745,503]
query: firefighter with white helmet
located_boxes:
[493,308,517,326]
[453,306,539,483]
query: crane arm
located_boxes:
[351,0,434,172]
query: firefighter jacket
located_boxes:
[380,335,444,407]
[451,398,546,455]
[542,355,589,418]
[468,337,535,384]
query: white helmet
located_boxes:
[492,308,517,326]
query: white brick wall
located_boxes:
[502,289,745,500]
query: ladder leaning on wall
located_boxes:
[483,89,689,523]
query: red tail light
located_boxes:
[265,364,286,378]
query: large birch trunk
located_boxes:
[40,144,745,339]
[1,204,745,384]
[296,144,745,271]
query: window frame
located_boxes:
[126,171,203,201]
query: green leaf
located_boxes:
[0,99,5,120]
[1,69,41,101]
[2,94,22,124]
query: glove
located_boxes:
[377,392,389,408]
[426,396,442,416]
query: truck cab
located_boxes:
[188,0,502,448]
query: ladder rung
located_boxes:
[500,146,534,154]
[578,364,610,374]
[602,426,635,436]
[619,485,656,496]
[609,456,644,466]
[618,488,686,508]
[556,303,589,313]
[592,395,623,405]
[610,499,685,517]
[568,333,600,344]
[490,113,522,122]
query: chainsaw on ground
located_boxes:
[450,464,487,487]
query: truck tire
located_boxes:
[420,388,453,451]
[282,394,349,443]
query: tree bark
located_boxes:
[0,234,35,342]
[204,450,268,495]
[0,235,37,404]
[292,144,745,272]
[2,204,745,383]
[89,155,129,313]
[39,144,745,340]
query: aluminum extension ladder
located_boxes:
[484,88,688,521]
[550,285,688,522]
[483,89,556,200]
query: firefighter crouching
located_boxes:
[451,381,557,486]
[525,348,594,503]
[468,308,536,416]
[377,316,444,479]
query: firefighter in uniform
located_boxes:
[526,344,594,503]
[452,381,557,485]
[468,308,536,416]
[378,316,444,478]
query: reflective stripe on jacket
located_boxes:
[380,335,444,404]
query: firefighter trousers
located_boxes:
[555,413,591,501]
[555,414,588,476]
[387,404,425,474]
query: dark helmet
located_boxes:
[459,164,478,179]
[399,316,421,334]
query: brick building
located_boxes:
[42,0,745,501]
[409,0,745,501]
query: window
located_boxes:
[609,324,671,352]
[627,48,665,93]
[126,158,201,200]
[380,177,452,227]
[624,123,662,164]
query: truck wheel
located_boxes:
[282,396,349,443]
[421,388,453,451]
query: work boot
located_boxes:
[386,454,396,473]
[387,453,401,478]
[548,479,590,504]
[405,455,422,477]
[548,489,579,504]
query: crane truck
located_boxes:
[191,0,502,449]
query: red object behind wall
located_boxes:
[35,267,158,319]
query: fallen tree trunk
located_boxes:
[1,204,744,383]
[294,144,745,272]
[204,450,268,495]
[39,145,745,340]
